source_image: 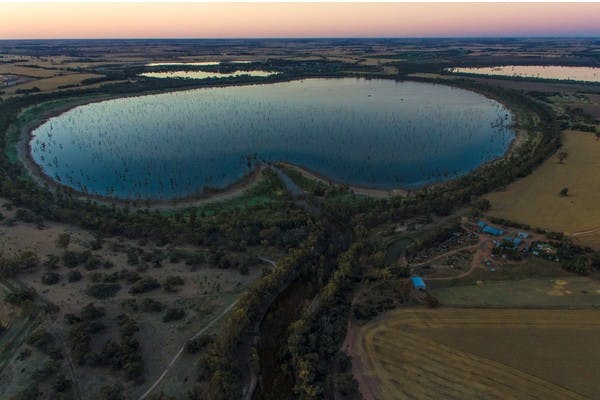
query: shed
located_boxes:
[483,226,503,236]
[411,276,426,290]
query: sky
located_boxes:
[1,2,600,39]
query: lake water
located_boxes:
[146,61,252,67]
[449,65,600,83]
[30,78,514,200]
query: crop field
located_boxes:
[485,131,600,249]
[0,65,58,78]
[2,73,104,94]
[352,308,600,400]
[431,276,600,307]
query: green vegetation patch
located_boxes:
[432,276,600,307]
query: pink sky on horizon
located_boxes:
[1,3,600,39]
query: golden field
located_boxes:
[485,131,600,248]
[352,308,600,400]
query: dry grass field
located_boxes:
[351,308,600,400]
[485,131,600,249]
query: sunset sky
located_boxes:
[1,2,600,39]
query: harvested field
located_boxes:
[485,131,600,249]
[349,308,600,400]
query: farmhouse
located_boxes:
[478,221,505,236]
[483,225,504,236]
[411,276,426,290]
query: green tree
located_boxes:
[56,233,71,249]
[558,151,568,163]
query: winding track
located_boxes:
[137,298,240,400]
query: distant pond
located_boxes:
[448,65,600,83]
[30,78,514,200]
[140,70,276,80]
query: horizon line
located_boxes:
[2,35,600,41]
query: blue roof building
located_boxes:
[501,236,523,247]
[411,276,426,290]
[477,221,487,229]
[483,225,503,236]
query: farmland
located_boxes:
[350,308,600,400]
[485,131,600,249]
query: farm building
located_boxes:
[411,276,426,290]
[482,225,504,236]
[502,236,523,247]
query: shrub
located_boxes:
[43,254,60,270]
[27,327,55,353]
[63,250,90,268]
[42,272,60,285]
[162,308,185,322]
[4,288,35,305]
[84,256,102,270]
[140,298,164,313]
[98,385,124,400]
[80,303,105,321]
[163,275,184,292]
[52,374,71,393]
[126,249,140,266]
[184,334,213,354]
[67,270,82,282]
[15,250,39,270]
[56,233,71,249]
[120,269,141,284]
[124,361,144,381]
[86,283,121,299]
[129,277,160,294]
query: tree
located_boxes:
[559,187,569,197]
[56,233,71,249]
[558,151,568,163]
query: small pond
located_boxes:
[140,70,276,80]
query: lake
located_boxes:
[30,78,514,200]
[448,65,600,83]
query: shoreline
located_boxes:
[15,76,527,208]
[276,162,409,199]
